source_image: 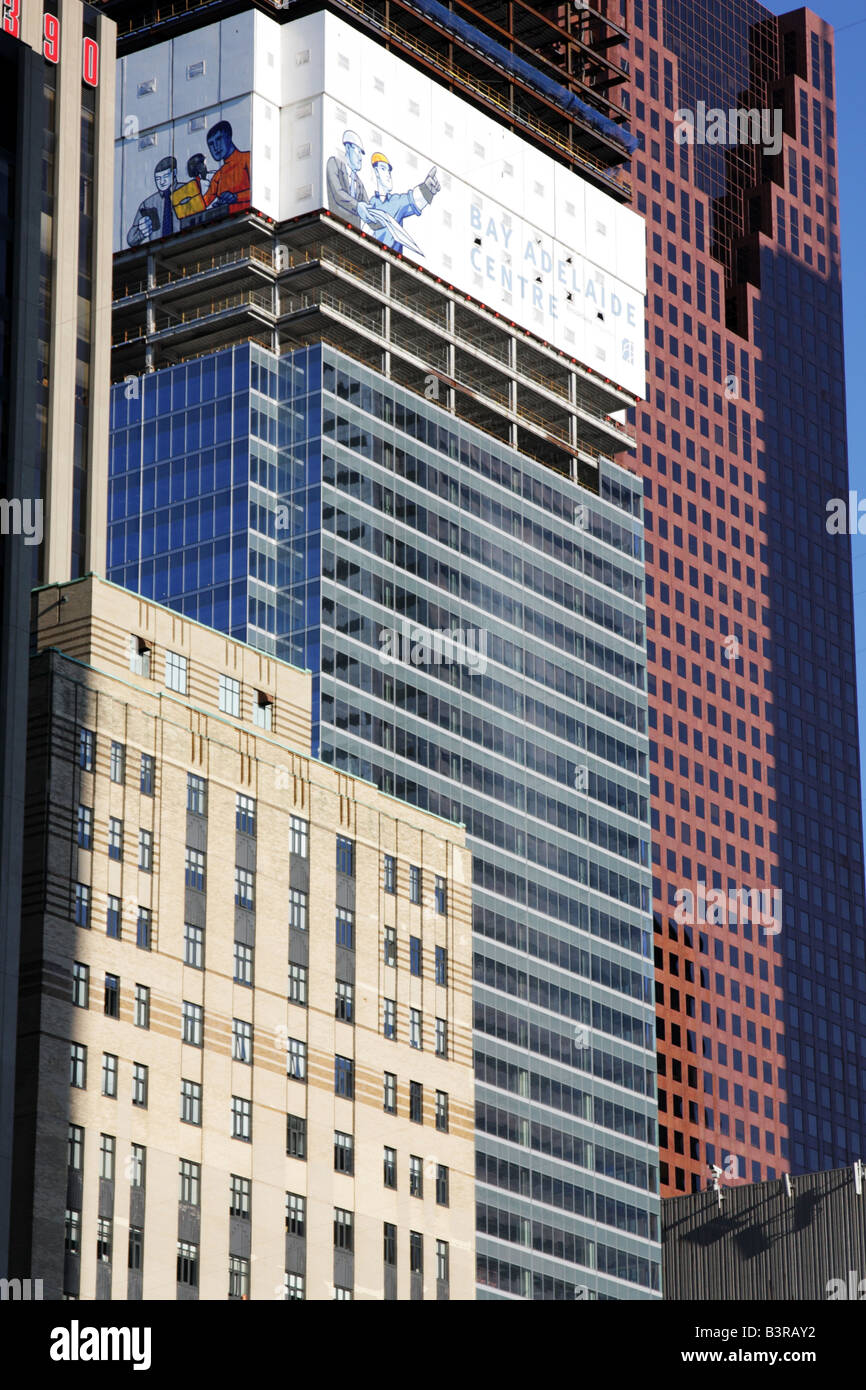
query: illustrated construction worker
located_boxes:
[366,150,440,254]
[325,128,370,228]
[126,155,179,245]
[202,120,251,214]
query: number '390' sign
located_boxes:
[2,0,99,85]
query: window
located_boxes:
[74,883,90,927]
[101,1052,118,1098]
[409,1008,422,1050]
[383,998,396,1040]
[108,817,123,861]
[232,1018,252,1063]
[140,754,155,796]
[229,1255,250,1299]
[436,1240,449,1285]
[286,1192,306,1236]
[435,1017,448,1058]
[184,923,204,969]
[384,1072,397,1114]
[286,1114,307,1159]
[334,1285,353,1300]
[77,805,93,850]
[187,773,206,816]
[409,936,422,977]
[106,895,121,939]
[230,1174,251,1219]
[284,1272,304,1300]
[334,1131,354,1174]
[335,909,354,949]
[409,865,421,903]
[130,1144,146,1189]
[253,691,272,729]
[179,1159,200,1205]
[334,1054,354,1098]
[110,741,125,783]
[290,816,308,858]
[65,1210,81,1256]
[134,984,150,1029]
[435,876,447,914]
[334,1208,354,1251]
[96,1218,112,1265]
[70,1044,86,1089]
[234,941,253,985]
[336,836,354,876]
[182,1001,203,1047]
[235,866,254,909]
[384,854,396,893]
[236,793,256,836]
[104,973,120,1017]
[128,1226,143,1272]
[99,1133,116,1181]
[435,1091,449,1132]
[136,908,152,951]
[129,635,150,677]
[72,962,89,1009]
[383,1146,397,1188]
[177,1240,198,1288]
[185,847,205,891]
[219,674,240,717]
[287,1038,307,1081]
[335,980,354,1023]
[78,728,94,771]
[384,926,396,966]
[289,889,307,931]
[181,1079,202,1125]
[435,945,448,986]
[231,1096,251,1141]
[409,1155,423,1197]
[67,1124,84,1170]
[132,1063,148,1108]
[410,1231,423,1275]
[288,963,307,1006]
[138,828,153,872]
[165,651,187,694]
[384,1222,397,1267]
[409,1080,423,1123]
[436,1164,449,1206]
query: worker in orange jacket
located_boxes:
[202,120,251,215]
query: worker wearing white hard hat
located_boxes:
[326,127,371,226]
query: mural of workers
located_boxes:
[126,155,180,246]
[325,128,370,226]
[366,151,440,255]
[202,120,251,214]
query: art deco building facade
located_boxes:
[12,574,475,1299]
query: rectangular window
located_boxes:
[289,889,307,931]
[383,998,396,1040]
[70,1043,87,1089]
[409,865,421,903]
[409,936,422,977]
[108,817,123,861]
[182,1001,203,1047]
[136,908,152,951]
[286,1192,306,1236]
[436,1240,449,1284]
[104,973,119,1018]
[128,1226,143,1272]
[67,1124,84,1170]
[187,773,207,816]
[180,1079,202,1126]
[78,728,94,771]
[253,691,272,729]
[290,816,308,858]
[106,894,121,938]
[65,1210,81,1256]
[336,836,354,876]
[185,847,205,891]
[97,1217,112,1265]
[409,1007,422,1050]
[335,909,354,949]
[74,883,90,927]
[334,1131,354,1174]
[140,753,155,796]
[231,1096,252,1141]
[232,1017,252,1063]
[410,1231,423,1275]
[165,651,188,694]
[132,1062,148,1108]
[286,1113,307,1159]
[384,925,396,966]
[383,1146,397,1189]
[110,741,125,783]
[384,1222,397,1267]
[129,635,150,677]
[101,1052,118,1098]
[184,923,204,969]
[235,866,254,909]
[77,804,93,850]
[384,854,396,893]
[72,962,89,1009]
[236,793,256,836]
[409,1079,423,1123]
[409,1155,423,1197]
[287,1038,307,1081]
[230,1174,251,1219]
[435,1090,449,1133]
[134,984,150,1029]
[179,1159,201,1205]
[384,1071,397,1114]
[284,1272,304,1300]
[228,1255,250,1299]
[435,1017,448,1058]
[334,1054,354,1098]
[435,876,447,914]
[288,963,307,1006]
[435,945,448,985]
[234,941,253,985]
[334,1286,353,1301]
[219,674,241,717]
[334,1208,354,1251]
[138,828,153,872]
[99,1133,116,1181]
[335,980,354,1023]
[436,1164,449,1206]
[177,1240,198,1288]
[130,1144,146,1189]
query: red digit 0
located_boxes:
[82,36,99,86]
